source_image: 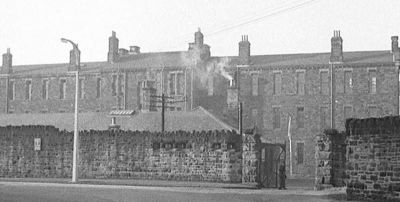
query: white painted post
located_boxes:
[72,70,79,182]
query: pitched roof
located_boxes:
[0,107,236,132]
[12,61,107,76]
[228,50,393,66]
[10,50,394,76]
[110,51,192,69]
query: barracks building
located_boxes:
[1,29,399,177]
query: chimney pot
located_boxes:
[129,46,140,54]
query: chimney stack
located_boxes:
[391,36,399,53]
[188,28,211,61]
[239,35,251,65]
[392,36,400,62]
[2,48,12,74]
[195,27,204,45]
[108,31,119,63]
[330,30,343,63]
[68,45,80,71]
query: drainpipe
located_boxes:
[5,76,9,114]
[330,63,335,129]
[397,61,400,115]
[124,72,127,110]
[191,61,195,110]
[161,66,164,95]
[184,67,187,111]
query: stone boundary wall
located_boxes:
[315,129,346,189]
[346,117,400,201]
[0,126,245,182]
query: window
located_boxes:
[9,80,15,100]
[320,71,329,95]
[296,71,305,95]
[344,70,353,94]
[251,108,258,125]
[168,72,184,95]
[208,76,213,96]
[344,106,353,120]
[59,79,66,99]
[78,78,84,99]
[273,72,282,95]
[138,80,156,111]
[137,81,143,110]
[118,75,125,97]
[112,74,124,97]
[176,73,183,95]
[368,106,378,117]
[369,69,377,94]
[297,107,304,128]
[25,80,32,100]
[42,80,49,100]
[112,75,117,96]
[273,107,281,129]
[96,78,101,98]
[320,106,329,129]
[297,142,304,165]
[169,73,176,95]
[251,73,259,96]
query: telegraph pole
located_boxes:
[150,93,186,132]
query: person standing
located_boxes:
[278,164,287,189]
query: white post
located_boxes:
[288,116,292,177]
[72,70,79,182]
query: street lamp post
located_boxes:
[61,38,80,183]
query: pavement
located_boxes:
[0,178,349,202]
[0,177,315,190]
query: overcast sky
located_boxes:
[1,0,399,65]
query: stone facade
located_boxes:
[1,30,400,178]
[346,117,400,201]
[0,125,250,182]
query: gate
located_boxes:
[258,142,286,188]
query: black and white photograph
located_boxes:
[0,0,399,201]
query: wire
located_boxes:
[152,0,320,51]
[206,0,319,37]
[204,0,304,36]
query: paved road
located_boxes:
[0,181,348,202]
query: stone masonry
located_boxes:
[315,129,346,189]
[0,126,248,182]
[346,116,400,201]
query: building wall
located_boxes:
[0,59,398,178]
[1,67,193,114]
[196,63,398,177]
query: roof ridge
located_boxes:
[195,106,238,132]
